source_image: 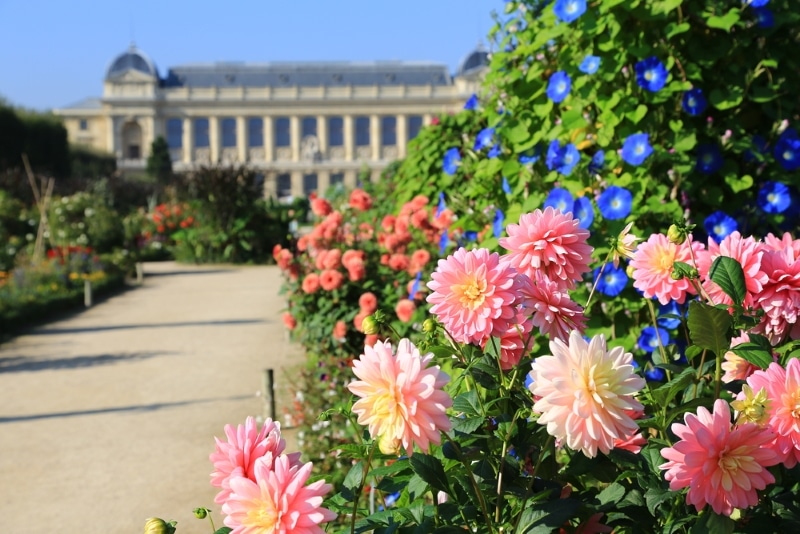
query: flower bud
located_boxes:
[667,224,686,245]
[143,518,176,534]
[362,315,379,335]
[192,508,208,519]
[670,269,684,281]
[422,318,437,333]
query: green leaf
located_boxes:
[409,454,449,494]
[452,416,484,434]
[342,461,364,500]
[687,301,732,357]
[214,528,233,534]
[665,21,690,39]
[452,390,482,417]
[626,104,648,125]
[731,337,774,369]
[673,133,697,152]
[709,86,744,110]
[515,499,581,534]
[725,173,753,193]
[645,486,672,515]
[705,8,740,32]
[708,256,746,306]
[597,482,626,506]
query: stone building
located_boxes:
[54,44,487,198]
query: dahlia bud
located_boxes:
[667,224,686,245]
[192,508,208,519]
[143,517,176,534]
[362,315,380,335]
[422,318,437,333]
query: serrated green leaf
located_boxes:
[597,482,626,506]
[343,461,364,491]
[709,256,746,306]
[452,416,484,434]
[731,343,773,369]
[409,454,449,494]
[452,390,481,416]
[688,301,732,356]
[515,498,581,534]
[645,487,672,515]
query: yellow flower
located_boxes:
[610,222,640,268]
[732,385,770,425]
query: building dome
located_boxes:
[457,44,489,76]
[105,44,158,80]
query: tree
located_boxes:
[146,136,173,201]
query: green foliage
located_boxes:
[146,136,173,194]
[47,191,125,253]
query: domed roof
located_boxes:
[106,44,158,80]
[457,44,489,76]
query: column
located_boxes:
[290,170,303,198]
[263,171,277,199]
[263,116,274,162]
[182,117,194,164]
[423,113,433,126]
[106,116,115,155]
[370,114,381,161]
[318,170,330,195]
[236,116,247,162]
[344,170,358,189]
[343,115,354,161]
[317,114,327,158]
[396,114,407,158]
[143,116,155,159]
[290,116,300,162]
[209,116,220,163]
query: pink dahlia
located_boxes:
[209,417,301,505]
[395,298,416,323]
[301,273,320,294]
[319,269,344,291]
[721,332,757,383]
[660,399,779,516]
[517,272,586,341]
[348,339,452,455]
[529,331,645,458]
[222,455,336,533]
[427,247,519,345]
[745,359,800,467]
[349,188,373,211]
[499,207,593,290]
[752,236,800,344]
[358,292,378,314]
[488,311,533,370]
[695,231,767,307]
[630,233,704,305]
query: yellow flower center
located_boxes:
[245,499,279,530]
[645,71,654,81]
[455,277,487,310]
[718,449,744,473]
[652,246,675,274]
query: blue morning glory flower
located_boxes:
[502,176,512,194]
[774,129,800,171]
[558,143,580,175]
[546,71,572,103]
[572,196,594,229]
[439,231,449,255]
[464,231,478,242]
[594,262,628,297]
[635,56,668,92]
[546,140,561,170]
[474,127,495,151]
[435,192,446,217]
[588,150,605,174]
[704,211,738,243]
[621,133,653,166]
[749,0,769,6]
[758,181,792,214]
[597,186,633,220]
[519,146,541,164]
[682,88,707,116]
[488,144,502,158]
[493,208,505,238]
[544,187,574,213]
[443,148,461,175]
[579,55,601,74]
[754,7,774,28]
[645,366,666,382]
[638,326,671,353]
[408,271,422,299]
[553,0,586,23]
[464,94,479,110]
[695,144,724,174]
[657,301,683,330]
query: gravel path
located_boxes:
[0,262,303,533]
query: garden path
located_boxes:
[0,262,303,534]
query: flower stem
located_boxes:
[349,443,377,534]
[445,435,494,533]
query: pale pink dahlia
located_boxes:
[499,207,593,290]
[222,455,336,533]
[348,339,452,455]
[517,272,586,341]
[630,233,705,305]
[209,417,301,505]
[529,331,645,458]
[660,399,779,516]
[752,237,800,344]
[426,247,519,345]
[695,231,767,307]
[745,359,800,467]
[721,332,766,383]
[486,311,534,370]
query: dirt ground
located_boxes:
[0,262,304,533]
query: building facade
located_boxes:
[54,45,487,198]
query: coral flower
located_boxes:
[209,417,300,505]
[282,312,297,331]
[222,455,336,533]
[695,231,767,307]
[518,272,586,341]
[395,298,416,322]
[332,320,347,340]
[489,311,533,370]
[348,339,452,455]
[499,207,593,290]
[349,189,373,211]
[358,292,378,314]
[310,197,333,217]
[426,247,519,345]
[529,331,645,458]
[319,269,344,291]
[342,249,365,269]
[301,273,320,294]
[752,235,800,344]
[630,233,704,305]
[659,399,779,516]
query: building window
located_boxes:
[381,116,397,146]
[355,116,370,146]
[79,119,88,131]
[221,117,236,148]
[166,118,183,149]
[275,117,290,147]
[328,117,343,146]
[303,174,318,196]
[248,118,263,147]
[408,115,423,140]
[277,173,292,198]
[194,118,210,148]
[330,173,344,186]
[301,117,317,138]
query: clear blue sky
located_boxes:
[0,0,504,111]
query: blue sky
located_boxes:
[0,0,504,111]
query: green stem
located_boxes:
[208,514,216,533]
[350,443,377,534]
[445,435,494,533]
[494,411,520,523]
[511,435,554,533]
[714,348,722,400]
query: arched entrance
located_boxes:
[121,121,142,159]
